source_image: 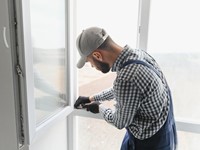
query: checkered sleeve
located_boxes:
[93,87,114,101]
[99,79,141,129]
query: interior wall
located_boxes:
[0,30,19,150]
[0,0,19,149]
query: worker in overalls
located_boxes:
[74,27,177,150]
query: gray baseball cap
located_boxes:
[76,27,108,68]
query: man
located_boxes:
[74,27,177,150]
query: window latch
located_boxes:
[16,64,23,77]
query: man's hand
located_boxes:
[83,101,100,114]
[74,96,91,109]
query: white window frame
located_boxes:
[15,0,76,145]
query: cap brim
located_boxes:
[77,56,87,69]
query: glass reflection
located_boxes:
[30,0,66,124]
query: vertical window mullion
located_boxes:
[66,0,77,149]
[136,0,151,50]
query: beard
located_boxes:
[92,57,110,73]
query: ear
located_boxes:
[92,52,103,61]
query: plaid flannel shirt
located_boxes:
[94,45,170,140]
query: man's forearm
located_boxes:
[92,87,114,101]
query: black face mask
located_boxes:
[92,57,110,73]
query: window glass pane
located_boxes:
[76,0,138,52]
[178,131,200,149]
[77,0,139,149]
[30,0,66,124]
[77,116,126,150]
[148,0,200,121]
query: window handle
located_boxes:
[3,27,9,48]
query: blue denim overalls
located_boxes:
[120,60,177,150]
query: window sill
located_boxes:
[73,109,103,120]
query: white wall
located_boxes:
[0,0,18,149]
[0,31,18,150]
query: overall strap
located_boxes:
[123,59,174,122]
[122,59,170,99]
[122,59,173,114]
[122,60,161,79]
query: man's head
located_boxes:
[76,27,122,73]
